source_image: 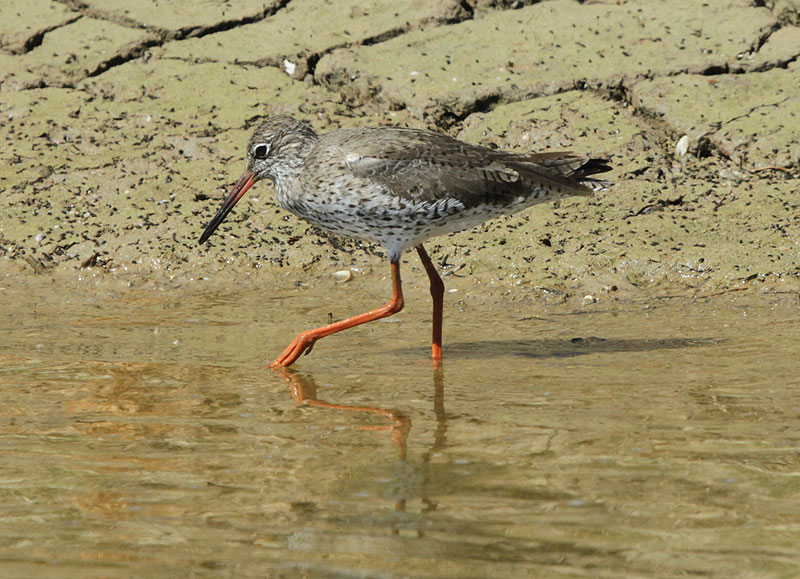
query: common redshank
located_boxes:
[199,116,611,367]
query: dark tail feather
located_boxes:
[573,158,613,192]
[572,158,612,179]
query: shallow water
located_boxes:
[1,283,799,578]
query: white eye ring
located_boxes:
[253,143,270,159]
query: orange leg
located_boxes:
[269,259,405,368]
[416,245,444,363]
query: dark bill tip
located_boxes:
[199,172,255,245]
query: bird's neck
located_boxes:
[266,121,319,209]
[272,136,315,184]
[271,142,314,210]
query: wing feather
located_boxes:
[329,127,608,207]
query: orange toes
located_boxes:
[269,333,318,368]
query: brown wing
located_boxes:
[338,127,610,208]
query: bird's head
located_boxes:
[199,115,317,245]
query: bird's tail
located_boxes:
[573,158,613,192]
[518,153,613,194]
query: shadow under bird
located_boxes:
[199,115,612,368]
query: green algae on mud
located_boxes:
[631,64,800,168]
[159,0,468,78]
[314,0,777,118]
[1,0,799,302]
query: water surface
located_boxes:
[1,285,799,577]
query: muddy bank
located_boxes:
[1,0,799,306]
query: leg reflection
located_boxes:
[271,366,448,536]
[272,367,411,456]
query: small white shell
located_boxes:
[333,269,352,283]
[676,135,690,157]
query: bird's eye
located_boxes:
[253,143,269,159]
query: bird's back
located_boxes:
[312,125,609,201]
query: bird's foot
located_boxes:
[268,332,318,368]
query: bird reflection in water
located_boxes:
[273,367,448,535]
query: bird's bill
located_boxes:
[198,172,255,244]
